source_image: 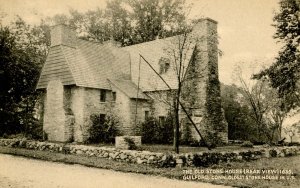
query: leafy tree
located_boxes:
[235,64,288,144]
[220,83,257,141]
[254,0,300,110]
[0,17,49,137]
[47,0,188,46]
[128,0,187,43]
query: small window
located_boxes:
[145,111,149,120]
[100,90,106,102]
[99,114,106,124]
[159,116,166,125]
[112,92,116,102]
[159,57,170,74]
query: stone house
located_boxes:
[36,18,228,143]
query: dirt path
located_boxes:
[0,154,231,188]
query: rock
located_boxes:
[148,156,155,161]
[137,157,145,164]
[176,158,184,168]
[103,152,109,158]
[120,153,127,160]
[76,150,84,155]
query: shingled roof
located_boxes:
[122,37,195,91]
[108,79,149,100]
[37,37,131,89]
[37,24,197,93]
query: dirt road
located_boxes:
[0,154,231,188]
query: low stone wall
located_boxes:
[0,139,299,168]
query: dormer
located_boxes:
[159,57,170,74]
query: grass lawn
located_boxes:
[0,146,298,188]
[140,144,242,153]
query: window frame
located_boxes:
[100,89,106,102]
[112,91,116,102]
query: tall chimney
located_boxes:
[189,18,228,144]
[50,24,77,48]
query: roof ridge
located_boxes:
[122,35,180,49]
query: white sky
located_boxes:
[0,0,281,85]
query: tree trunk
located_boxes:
[173,87,181,154]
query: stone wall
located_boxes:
[63,86,74,142]
[43,80,66,142]
[112,86,150,136]
[81,88,112,142]
[70,87,85,142]
[128,99,150,135]
[42,82,150,142]
[146,91,171,118]
[1,139,299,168]
[112,88,132,135]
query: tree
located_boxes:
[254,0,300,110]
[46,0,188,46]
[284,121,300,143]
[140,18,222,153]
[235,65,288,143]
[221,83,257,141]
[0,17,49,137]
[128,0,187,43]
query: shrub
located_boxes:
[181,122,194,145]
[140,113,173,144]
[25,119,43,140]
[193,153,222,167]
[87,113,120,144]
[269,149,277,157]
[160,154,176,168]
[239,151,253,161]
[241,141,254,148]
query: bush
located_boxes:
[87,114,120,144]
[180,122,194,145]
[269,149,277,157]
[139,114,174,144]
[193,153,222,167]
[241,141,254,148]
[160,154,176,168]
[24,118,43,140]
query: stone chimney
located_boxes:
[50,24,77,48]
[187,18,228,144]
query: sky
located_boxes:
[0,0,282,85]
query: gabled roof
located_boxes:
[36,45,76,88]
[108,79,149,100]
[37,29,195,92]
[122,36,195,91]
[37,39,131,89]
